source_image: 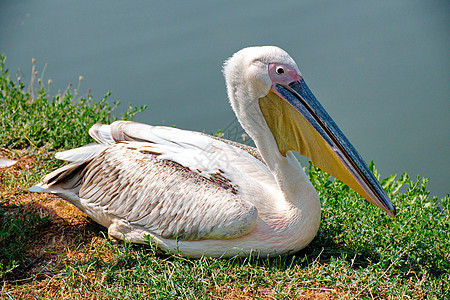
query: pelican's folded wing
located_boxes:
[44,141,259,241]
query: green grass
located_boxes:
[0,54,449,299]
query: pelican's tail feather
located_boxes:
[30,124,109,197]
[28,160,91,204]
[43,160,89,187]
[28,184,48,193]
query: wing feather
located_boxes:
[76,142,258,240]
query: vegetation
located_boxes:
[0,54,448,299]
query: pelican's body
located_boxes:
[30,47,395,257]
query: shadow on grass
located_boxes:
[0,197,108,281]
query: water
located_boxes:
[1,1,448,198]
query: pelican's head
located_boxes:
[223,46,300,119]
[223,46,396,217]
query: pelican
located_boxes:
[30,46,395,257]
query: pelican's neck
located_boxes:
[253,124,317,207]
[234,99,319,213]
[252,126,321,248]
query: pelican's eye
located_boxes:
[276,67,285,75]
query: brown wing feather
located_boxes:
[49,142,258,241]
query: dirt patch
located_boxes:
[216,286,346,299]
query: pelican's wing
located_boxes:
[40,122,277,241]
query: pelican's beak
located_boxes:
[259,79,396,217]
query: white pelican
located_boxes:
[30,46,395,257]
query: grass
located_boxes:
[0,54,449,299]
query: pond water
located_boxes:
[1,1,448,198]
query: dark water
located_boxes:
[1,1,448,198]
